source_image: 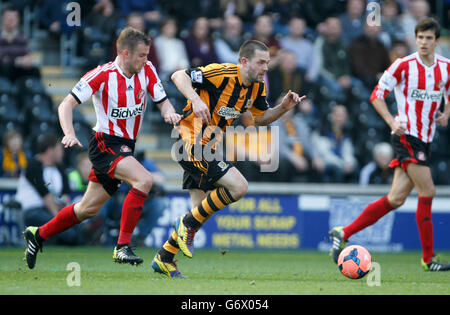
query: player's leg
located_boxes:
[406,163,449,271]
[152,189,208,278]
[175,167,247,258]
[329,167,414,263]
[111,155,153,265]
[24,181,110,269]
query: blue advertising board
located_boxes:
[1,189,449,251]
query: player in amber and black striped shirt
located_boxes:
[151,40,306,278]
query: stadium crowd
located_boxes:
[0,0,449,244]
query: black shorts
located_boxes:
[88,131,136,195]
[176,140,232,192]
[389,134,431,172]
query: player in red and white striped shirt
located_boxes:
[330,18,450,271]
[24,27,181,269]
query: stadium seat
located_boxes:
[0,93,25,124]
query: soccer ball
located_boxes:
[338,245,372,279]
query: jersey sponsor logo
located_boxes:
[410,89,443,102]
[217,106,241,120]
[110,103,144,119]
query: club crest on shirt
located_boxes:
[137,89,145,99]
[437,80,445,90]
[244,99,253,109]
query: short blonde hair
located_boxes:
[116,26,150,54]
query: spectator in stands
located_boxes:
[154,17,190,81]
[359,142,394,185]
[16,134,78,245]
[111,12,159,69]
[0,7,40,81]
[274,97,325,183]
[307,16,354,103]
[0,130,28,178]
[68,151,91,192]
[38,0,64,37]
[389,39,409,62]
[313,104,358,183]
[251,14,281,66]
[116,0,162,29]
[381,0,406,47]
[400,0,430,51]
[184,17,219,68]
[348,22,392,89]
[83,0,122,70]
[267,49,304,106]
[280,17,313,74]
[214,15,246,64]
[339,0,367,46]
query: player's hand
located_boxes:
[280,90,306,111]
[164,112,182,125]
[61,134,83,148]
[192,99,211,124]
[435,111,449,127]
[390,119,406,136]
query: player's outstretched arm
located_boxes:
[58,93,83,148]
[254,90,306,126]
[157,98,182,125]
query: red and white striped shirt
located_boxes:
[71,58,167,140]
[371,52,450,143]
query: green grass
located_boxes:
[0,246,449,295]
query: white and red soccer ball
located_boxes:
[338,245,372,279]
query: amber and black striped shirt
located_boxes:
[177,63,269,147]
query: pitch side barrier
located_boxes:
[1,180,449,250]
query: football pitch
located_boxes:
[0,246,449,295]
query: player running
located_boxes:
[23,27,181,269]
[151,40,306,278]
[330,18,450,271]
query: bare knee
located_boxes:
[228,177,248,201]
[131,172,153,194]
[387,193,407,209]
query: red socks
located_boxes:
[39,204,80,240]
[416,196,434,263]
[343,196,394,241]
[117,188,148,245]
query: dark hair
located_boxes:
[415,17,440,39]
[238,40,269,62]
[37,134,60,154]
[116,26,151,53]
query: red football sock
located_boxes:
[39,204,80,240]
[342,196,395,241]
[416,196,434,263]
[117,188,147,245]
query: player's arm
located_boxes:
[254,90,306,126]
[171,69,211,124]
[58,93,83,148]
[371,97,405,136]
[156,98,181,125]
[435,101,450,127]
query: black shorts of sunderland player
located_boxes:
[177,139,232,192]
[88,131,136,195]
[389,134,431,172]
